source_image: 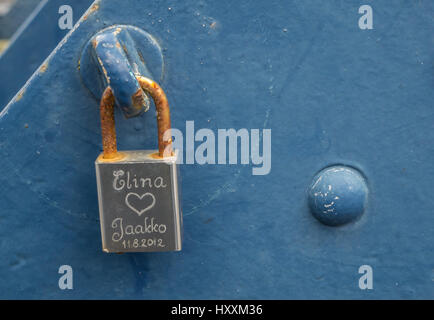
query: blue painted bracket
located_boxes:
[80,25,164,118]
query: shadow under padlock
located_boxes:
[80,25,182,253]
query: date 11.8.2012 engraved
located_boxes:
[122,237,165,249]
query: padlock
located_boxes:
[95,76,182,253]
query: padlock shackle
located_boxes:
[137,76,173,158]
[99,76,173,159]
[100,86,117,158]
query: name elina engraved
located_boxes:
[112,170,167,191]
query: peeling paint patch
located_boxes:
[39,62,48,73]
[113,27,122,36]
[82,3,99,21]
[15,89,25,102]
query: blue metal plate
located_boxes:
[0,0,94,110]
[0,0,432,299]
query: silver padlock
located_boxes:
[95,76,182,253]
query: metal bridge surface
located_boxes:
[0,0,432,299]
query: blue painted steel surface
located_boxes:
[0,0,41,38]
[0,0,94,111]
[0,0,433,299]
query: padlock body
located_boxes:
[95,150,182,252]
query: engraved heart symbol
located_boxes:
[125,192,156,216]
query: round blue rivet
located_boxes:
[308,165,368,226]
